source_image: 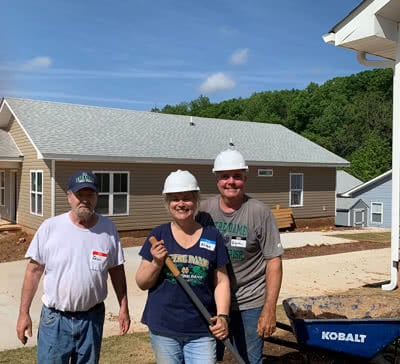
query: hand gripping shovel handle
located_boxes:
[149,237,246,364]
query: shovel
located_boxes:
[149,236,246,364]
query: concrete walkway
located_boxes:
[280,227,390,248]
[1,228,392,351]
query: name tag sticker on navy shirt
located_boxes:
[231,237,247,248]
[91,250,108,271]
[199,238,216,251]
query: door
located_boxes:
[353,208,366,227]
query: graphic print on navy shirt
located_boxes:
[139,223,229,337]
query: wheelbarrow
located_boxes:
[267,294,400,363]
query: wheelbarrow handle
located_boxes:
[149,236,246,364]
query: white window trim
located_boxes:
[370,201,383,224]
[30,170,43,216]
[258,168,273,177]
[289,173,304,207]
[93,171,130,216]
[0,170,5,206]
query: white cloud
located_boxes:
[199,72,236,93]
[229,48,249,65]
[20,56,53,71]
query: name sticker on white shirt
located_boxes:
[91,250,108,271]
[199,238,216,251]
[231,237,247,248]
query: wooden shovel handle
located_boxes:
[149,236,180,276]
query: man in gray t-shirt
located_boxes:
[198,149,283,364]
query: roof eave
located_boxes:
[323,0,399,61]
[342,169,392,196]
[0,157,23,162]
[40,153,349,168]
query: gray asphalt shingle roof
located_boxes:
[336,170,363,194]
[0,129,21,160]
[336,197,361,210]
[2,97,349,166]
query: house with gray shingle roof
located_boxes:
[335,170,367,227]
[336,170,392,228]
[0,97,349,231]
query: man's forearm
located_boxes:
[109,264,129,308]
[263,256,283,309]
[19,260,44,313]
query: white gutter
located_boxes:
[382,34,400,290]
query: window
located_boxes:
[371,202,383,224]
[94,172,129,215]
[289,173,303,207]
[0,171,4,206]
[30,171,43,215]
[258,169,273,177]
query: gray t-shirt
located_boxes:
[198,195,283,310]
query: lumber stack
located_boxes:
[271,204,294,230]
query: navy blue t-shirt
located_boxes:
[139,223,229,337]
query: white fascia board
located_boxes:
[333,0,393,46]
[342,170,392,197]
[322,32,336,45]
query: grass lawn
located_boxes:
[0,332,155,364]
[331,231,390,243]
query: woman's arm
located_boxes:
[135,239,167,290]
[210,266,230,340]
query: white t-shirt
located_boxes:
[26,212,124,312]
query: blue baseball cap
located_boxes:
[67,171,98,193]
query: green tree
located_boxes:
[347,132,391,181]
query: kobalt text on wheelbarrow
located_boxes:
[265,294,400,363]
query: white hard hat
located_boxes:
[162,170,200,194]
[212,149,248,173]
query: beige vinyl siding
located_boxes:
[53,162,335,231]
[54,162,218,231]
[9,119,51,229]
[246,166,336,219]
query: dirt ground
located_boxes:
[0,227,389,263]
[0,227,395,363]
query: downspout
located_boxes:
[356,51,398,291]
[51,160,55,217]
[356,51,395,69]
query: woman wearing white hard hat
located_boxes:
[136,170,230,364]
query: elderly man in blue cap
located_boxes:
[16,171,130,364]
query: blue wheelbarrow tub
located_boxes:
[283,294,400,359]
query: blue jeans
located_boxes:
[37,303,105,364]
[150,331,216,364]
[217,306,264,364]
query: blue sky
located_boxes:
[0,0,366,111]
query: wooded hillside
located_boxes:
[153,68,393,182]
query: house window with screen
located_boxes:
[94,172,129,215]
[289,173,303,207]
[371,202,383,224]
[30,170,43,215]
[0,171,5,206]
[258,169,273,177]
